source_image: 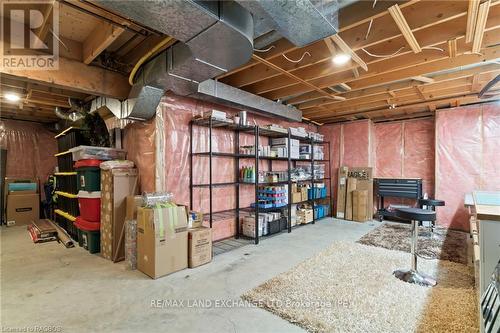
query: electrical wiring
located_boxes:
[253,45,275,52]
[282,52,311,63]
[361,46,405,58]
[422,46,445,52]
[128,36,174,86]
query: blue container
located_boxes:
[8,182,37,191]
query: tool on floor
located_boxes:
[393,207,438,287]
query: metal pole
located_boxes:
[311,137,315,224]
[189,122,193,210]
[255,126,259,245]
[235,129,240,239]
[209,118,213,229]
[287,130,292,233]
[411,220,417,271]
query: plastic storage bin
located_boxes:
[69,145,126,161]
[75,159,101,192]
[75,216,100,254]
[77,191,101,222]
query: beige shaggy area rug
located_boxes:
[242,242,477,333]
[357,222,469,265]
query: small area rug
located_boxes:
[242,241,477,333]
[356,222,469,265]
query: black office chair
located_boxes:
[393,207,437,287]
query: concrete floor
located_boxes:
[0,218,380,333]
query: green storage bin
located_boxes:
[81,230,100,254]
[77,229,84,247]
[74,159,101,192]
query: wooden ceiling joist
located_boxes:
[251,54,346,102]
[466,0,481,43]
[83,22,125,64]
[448,38,458,57]
[412,76,435,84]
[388,4,422,53]
[472,0,491,53]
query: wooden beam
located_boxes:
[412,76,435,84]
[352,67,360,78]
[83,22,125,64]
[466,0,481,43]
[388,4,422,53]
[339,0,415,31]
[415,85,426,100]
[472,0,491,54]
[33,3,54,48]
[448,38,458,57]
[251,54,346,101]
[0,52,130,99]
[330,35,368,71]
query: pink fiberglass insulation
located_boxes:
[403,118,435,197]
[0,120,57,199]
[158,93,317,240]
[319,124,341,212]
[373,122,403,178]
[341,120,371,167]
[436,105,482,231]
[481,103,500,190]
[122,119,156,193]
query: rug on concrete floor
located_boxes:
[242,241,477,333]
[356,222,469,265]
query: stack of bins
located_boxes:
[54,127,88,240]
[74,159,102,254]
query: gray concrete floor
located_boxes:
[1,218,380,333]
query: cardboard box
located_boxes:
[352,190,369,222]
[292,191,302,203]
[297,209,313,224]
[137,205,188,279]
[345,178,357,220]
[126,195,143,221]
[336,167,348,218]
[188,211,204,229]
[347,167,373,221]
[300,187,308,201]
[6,193,39,225]
[188,227,212,268]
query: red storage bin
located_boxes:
[75,216,100,231]
[77,191,101,222]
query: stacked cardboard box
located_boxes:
[5,178,39,226]
[137,205,188,279]
[336,166,373,222]
[188,227,212,268]
[297,208,313,224]
[291,183,308,203]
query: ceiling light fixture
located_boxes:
[4,93,20,102]
[332,53,351,65]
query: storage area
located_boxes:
[1,1,499,332]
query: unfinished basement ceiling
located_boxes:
[1,0,500,124]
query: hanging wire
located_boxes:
[361,46,405,58]
[253,45,275,53]
[422,46,445,52]
[282,52,311,63]
[365,19,373,40]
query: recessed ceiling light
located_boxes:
[4,93,20,102]
[332,53,351,65]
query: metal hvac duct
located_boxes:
[95,0,254,120]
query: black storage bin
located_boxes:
[57,153,74,172]
[57,196,79,217]
[268,219,281,235]
[57,128,88,152]
[55,174,78,194]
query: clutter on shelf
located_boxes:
[252,185,288,209]
[242,212,286,238]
